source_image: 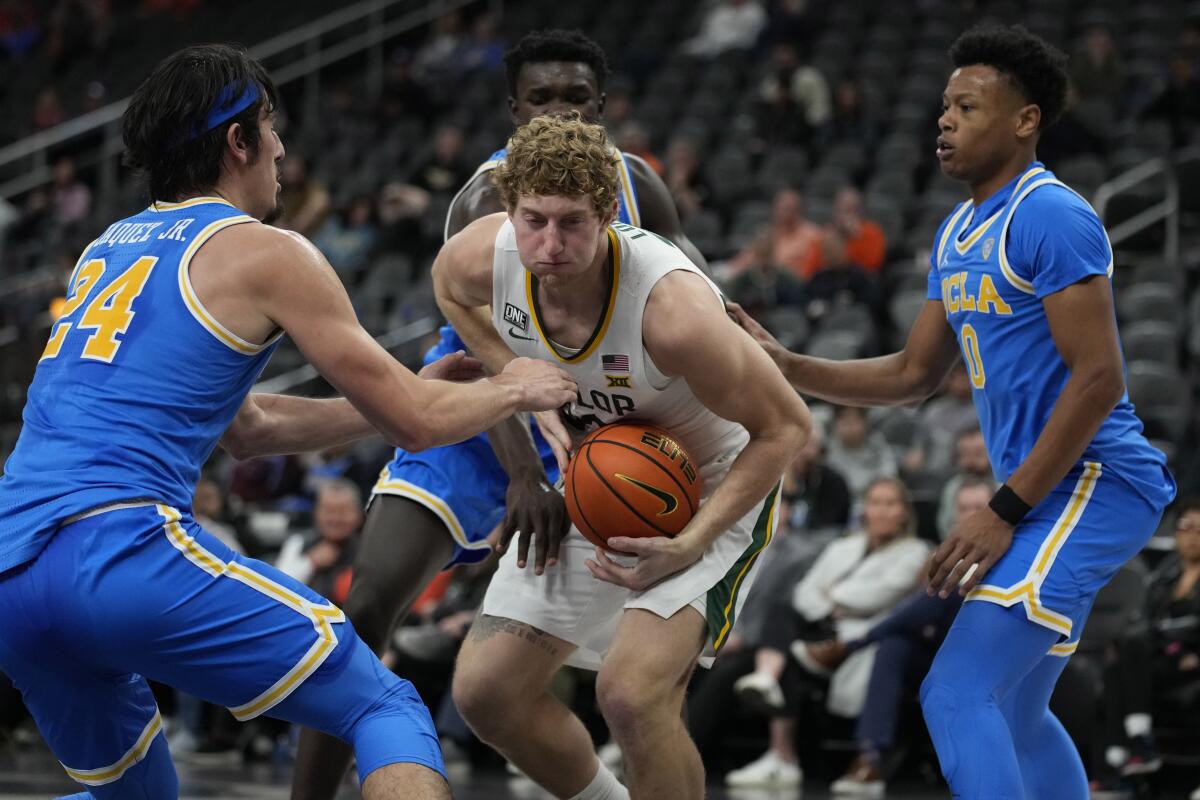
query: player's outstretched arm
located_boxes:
[728,299,961,406]
[589,272,812,591]
[240,226,574,454]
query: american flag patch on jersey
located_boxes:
[601,354,630,372]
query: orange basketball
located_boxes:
[564,422,703,549]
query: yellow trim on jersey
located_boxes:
[1049,640,1079,657]
[712,487,781,650]
[965,462,1102,639]
[371,470,487,552]
[526,228,621,364]
[156,505,346,721]
[952,167,1045,257]
[148,196,236,212]
[614,154,641,227]
[935,202,972,269]
[61,709,162,786]
[176,214,281,355]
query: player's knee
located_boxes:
[595,661,666,740]
[451,657,519,740]
[342,580,394,653]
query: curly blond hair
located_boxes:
[492,114,619,219]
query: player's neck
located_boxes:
[968,151,1037,206]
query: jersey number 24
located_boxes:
[40,256,157,363]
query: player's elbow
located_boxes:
[382,419,437,453]
[1080,361,1126,411]
[220,399,267,460]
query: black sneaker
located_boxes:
[1121,734,1162,776]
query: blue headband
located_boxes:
[188,82,261,142]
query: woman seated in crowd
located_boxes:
[724,477,930,788]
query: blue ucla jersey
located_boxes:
[927,163,1173,507]
[0,197,280,572]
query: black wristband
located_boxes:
[989,484,1032,526]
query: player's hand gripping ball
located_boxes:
[563,422,702,549]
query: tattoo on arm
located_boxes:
[468,614,562,657]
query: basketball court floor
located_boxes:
[0,741,962,799]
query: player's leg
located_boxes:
[919,600,1062,799]
[999,646,1088,800]
[291,495,453,800]
[452,615,601,798]
[597,607,708,800]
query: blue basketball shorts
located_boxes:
[0,503,443,792]
[376,326,560,566]
[965,461,1169,652]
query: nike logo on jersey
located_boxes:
[615,473,679,516]
[507,326,537,341]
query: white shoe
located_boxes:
[733,671,785,714]
[831,773,885,797]
[1190,786,1200,800]
[725,750,803,788]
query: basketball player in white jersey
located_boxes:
[435,115,812,800]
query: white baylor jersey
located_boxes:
[491,219,750,491]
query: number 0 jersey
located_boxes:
[926,163,1173,507]
[0,197,280,573]
[492,220,749,491]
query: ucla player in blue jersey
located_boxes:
[292,29,706,800]
[0,44,576,800]
[732,25,1176,799]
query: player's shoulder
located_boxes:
[201,220,323,273]
[1009,179,1104,238]
[441,212,507,267]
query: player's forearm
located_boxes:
[678,421,808,553]
[406,377,526,451]
[778,351,938,406]
[221,394,378,459]
[486,414,549,482]
[1004,365,1125,508]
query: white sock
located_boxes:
[569,761,630,800]
[1106,746,1129,768]
[1125,713,1153,739]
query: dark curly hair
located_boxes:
[123,43,278,202]
[503,29,610,97]
[949,25,1068,130]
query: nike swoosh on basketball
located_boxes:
[508,326,537,341]
[615,473,679,516]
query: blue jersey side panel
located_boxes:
[0,198,280,572]
[929,163,1174,508]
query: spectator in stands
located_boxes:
[727,477,929,788]
[794,477,994,795]
[726,230,805,317]
[1145,50,1200,147]
[276,479,363,607]
[781,420,852,532]
[662,136,711,220]
[615,121,662,175]
[410,124,471,196]
[825,405,898,502]
[936,427,992,540]
[756,43,831,146]
[275,155,332,237]
[1037,80,1109,167]
[827,77,880,152]
[683,0,767,58]
[904,364,978,479]
[0,0,41,59]
[193,475,242,555]
[50,156,90,229]
[376,48,435,130]
[459,13,504,74]
[761,0,812,50]
[313,194,379,280]
[803,230,882,324]
[805,186,886,277]
[1096,498,1200,788]
[31,86,64,131]
[730,187,822,278]
[1071,25,1125,117]
[413,9,466,87]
